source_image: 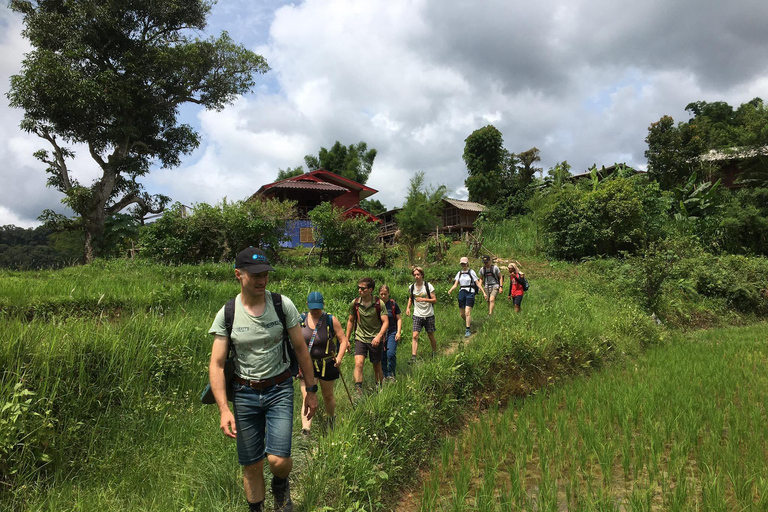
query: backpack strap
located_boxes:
[224,298,236,356]
[300,312,307,327]
[271,292,291,366]
[425,282,431,299]
[409,284,414,304]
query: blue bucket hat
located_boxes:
[307,291,324,309]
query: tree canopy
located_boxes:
[395,172,446,264]
[7,0,268,262]
[645,98,768,189]
[304,141,377,185]
[463,125,504,205]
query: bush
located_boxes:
[308,202,381,266]
[542,177,668,260]
[139,199,295,264]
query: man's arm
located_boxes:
[287,324,318,419]
[372,313,389,346]
[209,335,236,439]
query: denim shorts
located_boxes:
[458,289,476,308]
[232,378,294,466]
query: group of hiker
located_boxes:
[206,247,527,512]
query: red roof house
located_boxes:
[251,169,380,248]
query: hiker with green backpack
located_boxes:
[405,266,437,362]
[297,291,349,437]
[207,247,317,512]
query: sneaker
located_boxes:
[272,476,293,512]
[465,328,471,338]
[384,375,396,384]
[326,416,336,431]
[300,428,311,439]
[410,355,417,364]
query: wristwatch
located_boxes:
[306,384,318,393]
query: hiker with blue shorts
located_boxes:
[448,256,487,337]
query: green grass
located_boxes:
[416,323,768,511]
[2,254,757,511]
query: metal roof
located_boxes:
[700,146,768,162]
[443,198,486,212]
[265,181,347,193]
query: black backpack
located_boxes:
[409,283,431,304]
[459,270,479,294]
[516,274,530,292]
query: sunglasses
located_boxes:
[357,286,369,290]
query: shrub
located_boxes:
[139,199,295,264]
[308,202,380,266]
[542,178,667,260]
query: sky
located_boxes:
[2,0,768,227]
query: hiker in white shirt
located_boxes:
[405,266,437,362]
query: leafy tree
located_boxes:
[543,176,667,260]
[276,166,304,180]
[139,199,295,264]
[463,125,504,205]
[7,0,269,262]
[645,98,768,189]
[545,160,572,189]
[307,202,380,266]
[359,198,387,216]
[394,172,446,264]
[516,147,542,188]
[304,141,377,184]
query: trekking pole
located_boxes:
[339,367,354,407]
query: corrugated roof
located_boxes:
[267,181,347,192]
[443,198,486,212]
[700,146,768,162]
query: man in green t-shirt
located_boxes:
[208,247,318,512]
[345,277,389,396]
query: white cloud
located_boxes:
[2,0,768,224]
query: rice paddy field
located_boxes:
[1,246,765,511]
[414,323,768,512]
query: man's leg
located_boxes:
[488,287,497,315]
[354,354,365,384]
[411,330,419,357]
[427,331,437,352]
[299,378,312,431]
[263,380,295,512]
[243,460,266,504]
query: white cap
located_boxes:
[460,257,469,264]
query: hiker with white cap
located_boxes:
[297,291,349,436]
[447,256,487,337]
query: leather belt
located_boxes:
[234,369,292,390]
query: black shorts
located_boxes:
[355,339,383,363]
[311,357,340,381]
[512,295,524,306]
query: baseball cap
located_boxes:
[460,256,469,264]
[307,291,324,309]
[482,255,491,263]
[235,247,275,274]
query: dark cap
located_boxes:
[235,247,275,274]
[482,255,491,262]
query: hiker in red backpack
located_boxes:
[507,262,526,313]
[378,284,402,382]
[405,266,437,362]
[207,247,317,512]
[298,291,349,437]
[345,277,389,397]
[479,255,503,316]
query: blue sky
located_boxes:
[2,0,767,227]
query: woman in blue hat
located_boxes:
[298,291,349,435]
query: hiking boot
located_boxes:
[300,428,311,439]
[271,476,293,512]
[465,328,471,338]
[326,416,336,431]
[410,355,417,364]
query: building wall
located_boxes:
[332,191,361,209]
[281,219,315,248]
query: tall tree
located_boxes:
[463,125,504,205]
[395,172,446,264]
[8,0,268,262]
[276,166,304,180]
[304,141,377,184]
[645,98,768,189]
[517,147,542,187]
